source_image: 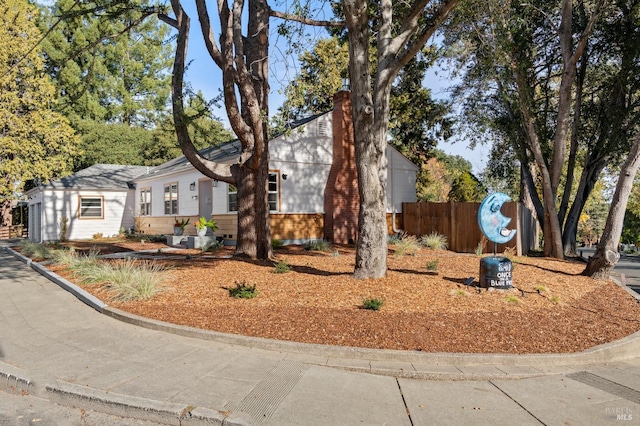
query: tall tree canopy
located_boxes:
[442,0,640,259]
[0,0,80,224]
[39,0,174,127]
[275,36,453,168]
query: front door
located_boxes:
[30,203,42,242]
[198,180,213,219]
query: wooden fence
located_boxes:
[0,225,27,240]
[402,202,538,256]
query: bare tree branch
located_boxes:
[269,9,345,27]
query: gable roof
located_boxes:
[135,113,329,182]
[134,140,242,182]
[37,164,150,191]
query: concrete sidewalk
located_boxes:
[2,245,640,425]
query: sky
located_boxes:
[168,3,489,175]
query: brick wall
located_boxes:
[324,91,360,244]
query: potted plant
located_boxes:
[173,217,190,236]
[195,217,218,237]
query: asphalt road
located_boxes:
[579,247,640,288]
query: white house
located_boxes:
[27,90,418,244]
[25,164,148,242]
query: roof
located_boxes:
[135,113,328,182]
[36,164,150,191]
[134,140,242,182]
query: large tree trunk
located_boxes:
[562,156,607,255]
[583,134,640,279]
[165,0,273,260]
[344,0,387,279]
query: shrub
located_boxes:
[425,259,439,272]
[534,285,548,293]
[97,259,166,301]
[387,233,402,245]
[92,232,103,240]
[475,236,487,256]
[305,239,331,252]
[18,240,51,260]
[419,232,448,250]
[59,216,69,242]
[228,281,258,299]
[51,248,100,272]
[273,260,291,274]
[271,239,284,249]
[202,239,224,252]
[395,234,420,256]
[502,246,517,260]
[362,297,384,311]
[503,295,520,304]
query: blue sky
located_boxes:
[182,24,489,176]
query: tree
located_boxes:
[274,37,350,126]
[442,0,614,259]
[583,132,640,279]
[275,37,452,166]
[39,0,173,127]
[160,0,269,259]
[0,0,80,224]
[342,0,460,278]
[143,93,234,166]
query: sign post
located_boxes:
[477,193,517,289]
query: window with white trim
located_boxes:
[164,183,178,215]
[227,173,279,212]
[268,172,279,212]
[140,188,151,216]
[79,196,103,219]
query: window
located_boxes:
[228,173,279,212]
[164,183,178,215]
[268,172,279,212]
[140,188,151,216]
[79,196,103,219]
[228,184,238,212]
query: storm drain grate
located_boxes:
[567,371,640,404]
[225,360,309,424]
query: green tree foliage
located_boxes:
[0,0,80,208]
[39,0,173,127]
[448,171,485,202]
[274,37,452,164]
[142,93,234,166]
[73,121,152,169]
[388,53,453,165]
[622,176,640,244]
[275,37,350,126]
[73,93,234,170]
[416,150,485,202]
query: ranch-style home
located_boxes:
[26,90,418,244]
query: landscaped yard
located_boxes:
[27,238,640,354]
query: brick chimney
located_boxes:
[324,90,359,244]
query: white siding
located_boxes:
[269,114,333,213]
[30,188,134,241]
[136,170,208,218]
[386,146,418,213]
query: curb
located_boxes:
[6,245,640,369]
[102,305,640,368]
[4,246,106,312]
[0,361,34,395]
[47,380,250,426]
